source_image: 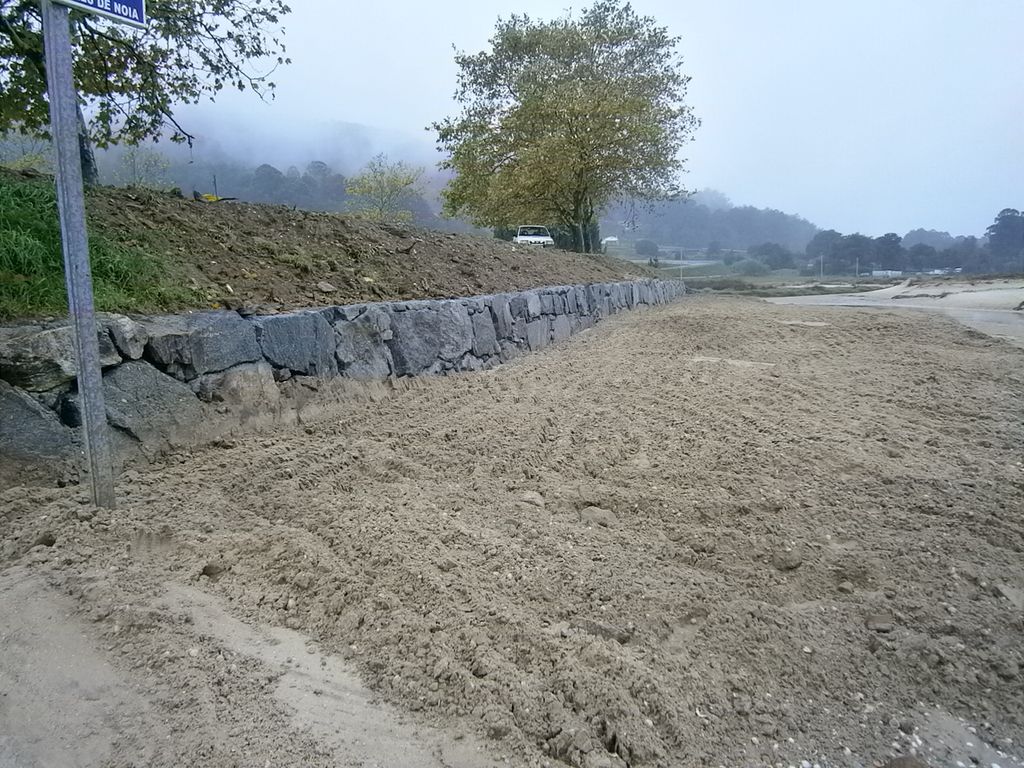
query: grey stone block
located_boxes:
[335,306,394,379]
[471,309,500,357]
[565,288,578,314]
[553,292,568,315]
[509,291,541,320]
[575,286,589,314]
[0,379,74,461]
[190,361,278,408]
[387,303,473,376]
[491,295,514,338]
[540,292,556,315]
[457,354,486,372]
[253,311,337,376]
[0,324,121,391]
[100,314,149,360]
[498,340,521,363]
[464,297,489,315]
[391,299,437,313]
[103,361,203,450]
[511,317,527,344]
[552,315,572,343]
[525,319,550,351]
[337,304,367,321]
[142,311,261,380]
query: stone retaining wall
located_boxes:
[0,279,685,487]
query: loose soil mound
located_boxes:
[2,298,1023,767]
[2,169,651,318]
[86,178,652,311]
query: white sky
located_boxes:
[181,0,1024,237]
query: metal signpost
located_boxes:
[41,0,147,507]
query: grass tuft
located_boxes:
[0,173,195,319]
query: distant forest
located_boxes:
[797,210,1023,275]
[602,190,819,253]
[600,189,1023,276]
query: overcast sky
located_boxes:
[181,0,1022,237]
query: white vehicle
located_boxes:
[512,225,555,248]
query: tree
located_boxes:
[832,234,874,275]
[907,243,938,271]
[873,233,904,270]
[346,154,425,224]
[805,229,842,273]
[941,236,978,271]
[747,242,794,270]
[0,128,52,172]
[985,208,1024,271]
[433,0,698,252]
[247,163,286,203]
[903,228,955,251]
[635,239,659,257]
[692,188,731,211]
[1,1,291,183]
[110,145,170,188]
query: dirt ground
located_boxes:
[2,297,1023,768]
[82,180,652,313]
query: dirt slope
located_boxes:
[2,297,1023,768]
[83,182,652,312]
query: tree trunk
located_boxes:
[76,105,98,186]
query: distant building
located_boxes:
[872,269,903,278]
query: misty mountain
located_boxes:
[90,121,481,234]
[602,193,820,253]
[158,111,438,176]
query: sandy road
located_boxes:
[769,279,1024,348]
[2,296,1023,768]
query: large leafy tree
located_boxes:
[433,0,698,252]
[986,208,1024,269]
[0,0,291,181]
[872,232,905,270]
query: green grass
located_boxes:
[0,173,195,319]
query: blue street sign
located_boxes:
[54,0,146,28]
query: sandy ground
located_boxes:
[2,297,1023,768]
[768,279,1024,348]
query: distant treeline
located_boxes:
[601,191,820,253]
[741,208,1023,276]
[602,186,1023,276]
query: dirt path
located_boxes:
[2,297,1023,767]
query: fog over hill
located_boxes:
[148,0,1021,238]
